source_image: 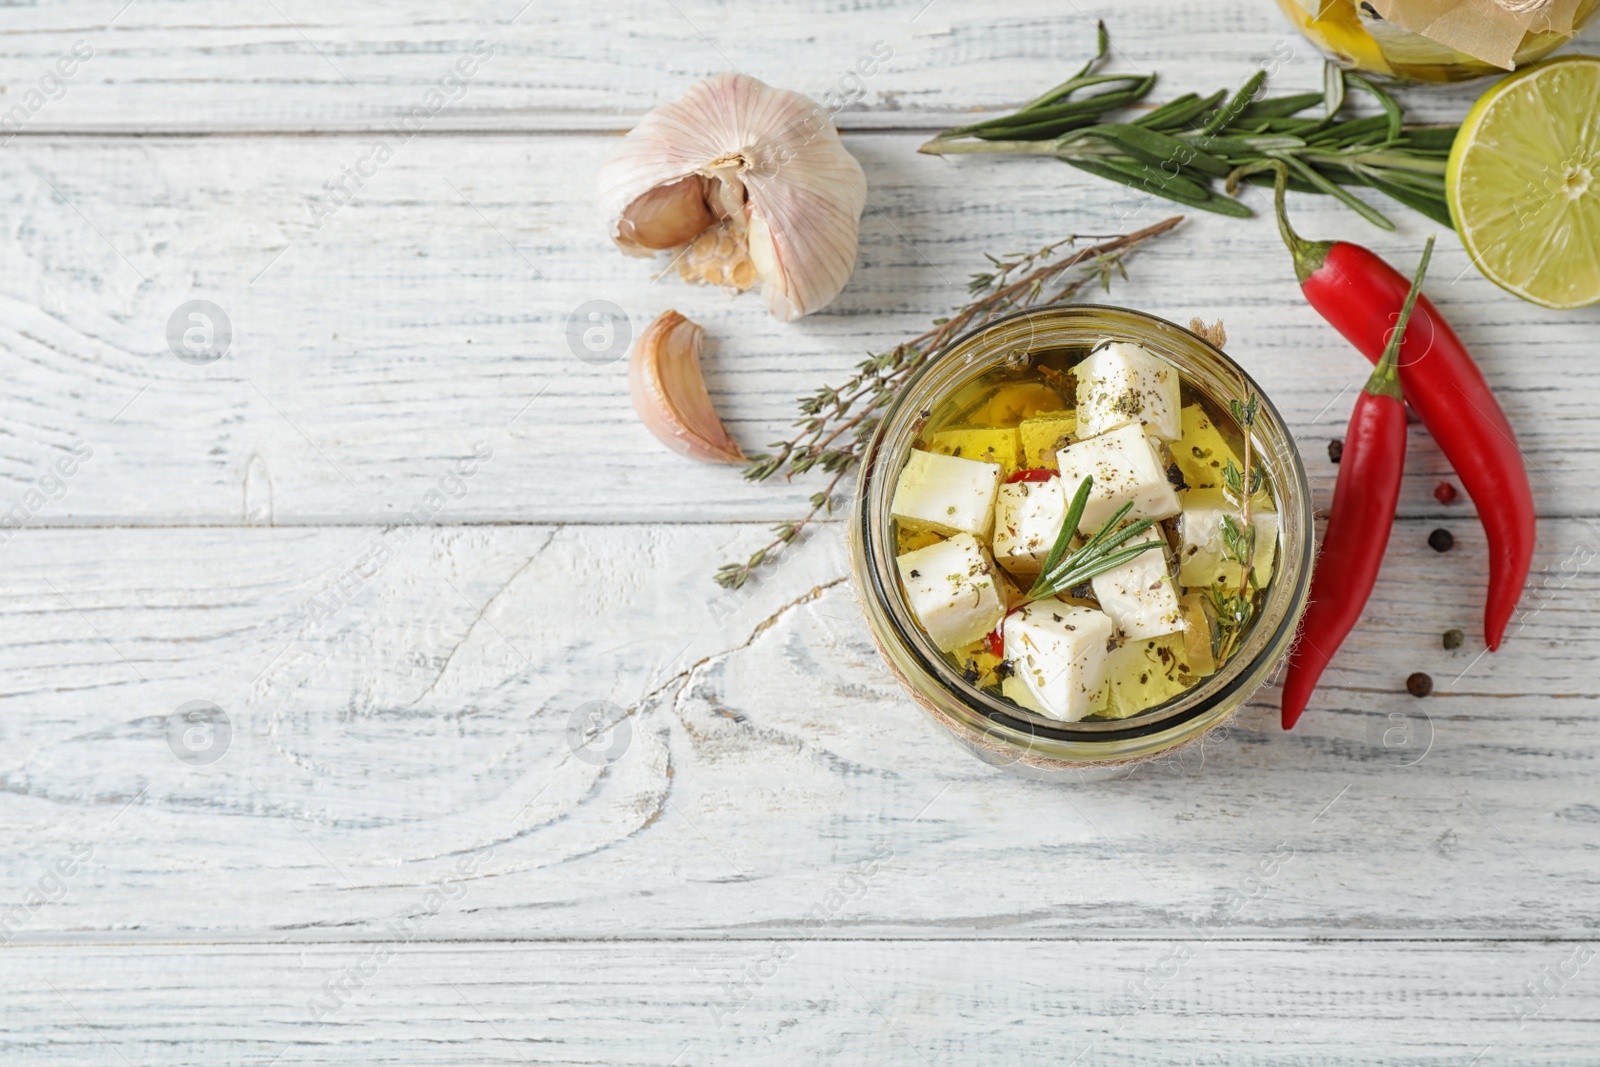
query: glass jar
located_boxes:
[1275,0,1600,84]
[848,306,1313,779]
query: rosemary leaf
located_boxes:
[1236,91,1327,120]
[1082,124,1235,178]
[1200,68,1267,135]
[1134,91,1206,130]
[942,75,1154,142]
[1395,125,1460,153]
[1060,156,1215,204]
[1303,114,1393,147]
[1323,60,1346,121]
[1345,71,1403,141]
[1358,174,1457,228]
[1277,153,1396,231]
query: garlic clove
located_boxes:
[629,309,746,465]
[598,73,868,320]
[618,175,714,252]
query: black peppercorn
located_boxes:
[1166,462,1189,491]
[1069,582,1094,600]
[1328,438,1343,463]
[1406,672,1433,697]
[1442,629,1464,650]
[1428,528,1454,553]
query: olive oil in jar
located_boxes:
[889,340,1278,723]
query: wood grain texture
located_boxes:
[5,939,1598,1065]
[0,0,1502,133]
[4,1,1600,1062]
[2,520,1597,942]
[1,133,1597,525]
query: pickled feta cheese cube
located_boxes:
[1173,404,1242,491]
[991,477,1067,578]
[1090,526,1184,640]
[1002,600,1114,722]
[1017,412,1077,469]
[1000,673,1050,716]
[896,533,1004,653]
[1177,487,1279,590]
[1100,596,1215,719]
[1055,423,1181,533]
[891,449,1001,538]
[926,426,1020,471]
[1102,636,1200,719]
[1076,341,1182,441]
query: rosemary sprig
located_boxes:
[1026,477,1163,603]
[713,215,1182,589]
[919,23,1456,230]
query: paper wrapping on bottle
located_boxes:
[1366,0,1586,69]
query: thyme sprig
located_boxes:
[1204,389,1264,666]
[919,23,1456,230]
[713,215,1182,589]
[1027,477,1163,603]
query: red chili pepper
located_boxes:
[1274,172,1534,652]
[1005,467,1057,484]
[984,628,1004,658]
[1282,238,1434,730]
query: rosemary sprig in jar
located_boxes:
[1026,477,1163,603]
[713,214,1183,589]
[919,23,1456,231]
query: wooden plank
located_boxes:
[2,520,1597,941]
[0,0,1487,135]
[4,0,1594,1055]
[3,939,1598,1064]
[1,133,1596,526]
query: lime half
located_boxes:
[1447,54,1600,310]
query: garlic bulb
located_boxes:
[629,310,746,464]
[598,74,868,321]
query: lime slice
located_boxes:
[1446,54,1600,310]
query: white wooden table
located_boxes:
[2,2,1597,1063]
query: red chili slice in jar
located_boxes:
[984,629,1004,658]
[1005,468,1057,484]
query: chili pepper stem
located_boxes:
[1269,163,1335,285]
[1364,235,1436,401]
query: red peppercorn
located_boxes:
[1434,481,1459,505]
